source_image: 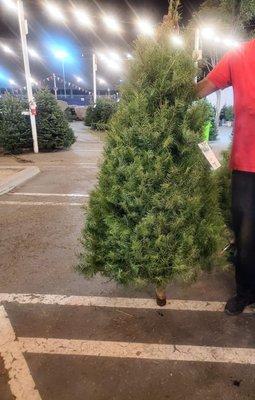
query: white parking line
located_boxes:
[0,306,42,400]
[0,292,253,313]
[10,192,90,198]
[19,337,255,365]
[0,201,83,206]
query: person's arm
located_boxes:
[196,51,233,99]
[197,77,217,98]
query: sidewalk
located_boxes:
[0,122,254,400]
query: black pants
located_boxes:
[232,170,255,298]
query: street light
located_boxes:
[136,19,154,37]
[92,53,97,105]
[75,76,83,83]
[170,34,184,47]
[1,44,15,55]
[102,15,121,32]
[104,59,121,72]
[30,77,38,86]
[54,49,68,98]
[201,27,215,39]
[17,0,39,153]
[98,78,107,85]
[1,0,39,153]
[73,8,93,28]
[108,51,121,61]
[44,2,65,22]
[97,51,122,71]
[2,0,17,11]
[28,47,41,59]
[223,38,240,48]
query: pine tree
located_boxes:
[0,90,75,153]
[0,95,32,154]
[35,89,75,150]
[78,3,226,302]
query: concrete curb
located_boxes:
[0,166,40,196]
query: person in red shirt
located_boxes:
[197,39,255,315]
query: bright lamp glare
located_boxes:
[201,27,215,39]
[102,15,121,32]
[171,34,184,47]
[54,50,68,60]
[98,78,107,85]
[224,38,240,48]
[107,59,121,71]
[45,3,65,22]
[2,0,17,11]
[213,36,221,44]
[9,79,16,85]
[1,44,14,55]
[108,51,121,61]
[30,77,38,86]
[97,52,108,62]
[97,51,122,72]
[75,76,83,83]
[136,19,154,37]
[73,9,93,28]
[126,53,133,59]
[28,48,40,59]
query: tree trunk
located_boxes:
[155,286,167,307]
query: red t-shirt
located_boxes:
[208,40,255,172]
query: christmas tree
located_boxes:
[0,95,32,154]
[0,90,75,153]
[35,89,75,150]
[78,1,226,304]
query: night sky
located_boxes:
[0,0,204,89]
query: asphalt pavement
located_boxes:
[0,122,254,400]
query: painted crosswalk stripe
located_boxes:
[0,201,83,206]
[0,306,42,400]
[10,192,90,197]
[19,337,255,365]
[0,293,253,313]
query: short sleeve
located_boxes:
[207,52,232,90]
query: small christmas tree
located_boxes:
[0,90,75,153]
[35,89,75,150]
[85,99,118,131]
[0,95,32,153]
[78,2,226,304]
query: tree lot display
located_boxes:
[78,5,227,305]
[85,99,118,131]
[0,90,75,154]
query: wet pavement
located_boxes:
[0,122,254,400]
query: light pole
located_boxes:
[17,0,39,153]
[194,28,202,83]
[62,60,66,98]
[92,52,97,105]
[54,50,68,99]
[53,73,58,99]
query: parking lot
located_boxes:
[0,122,254,400]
